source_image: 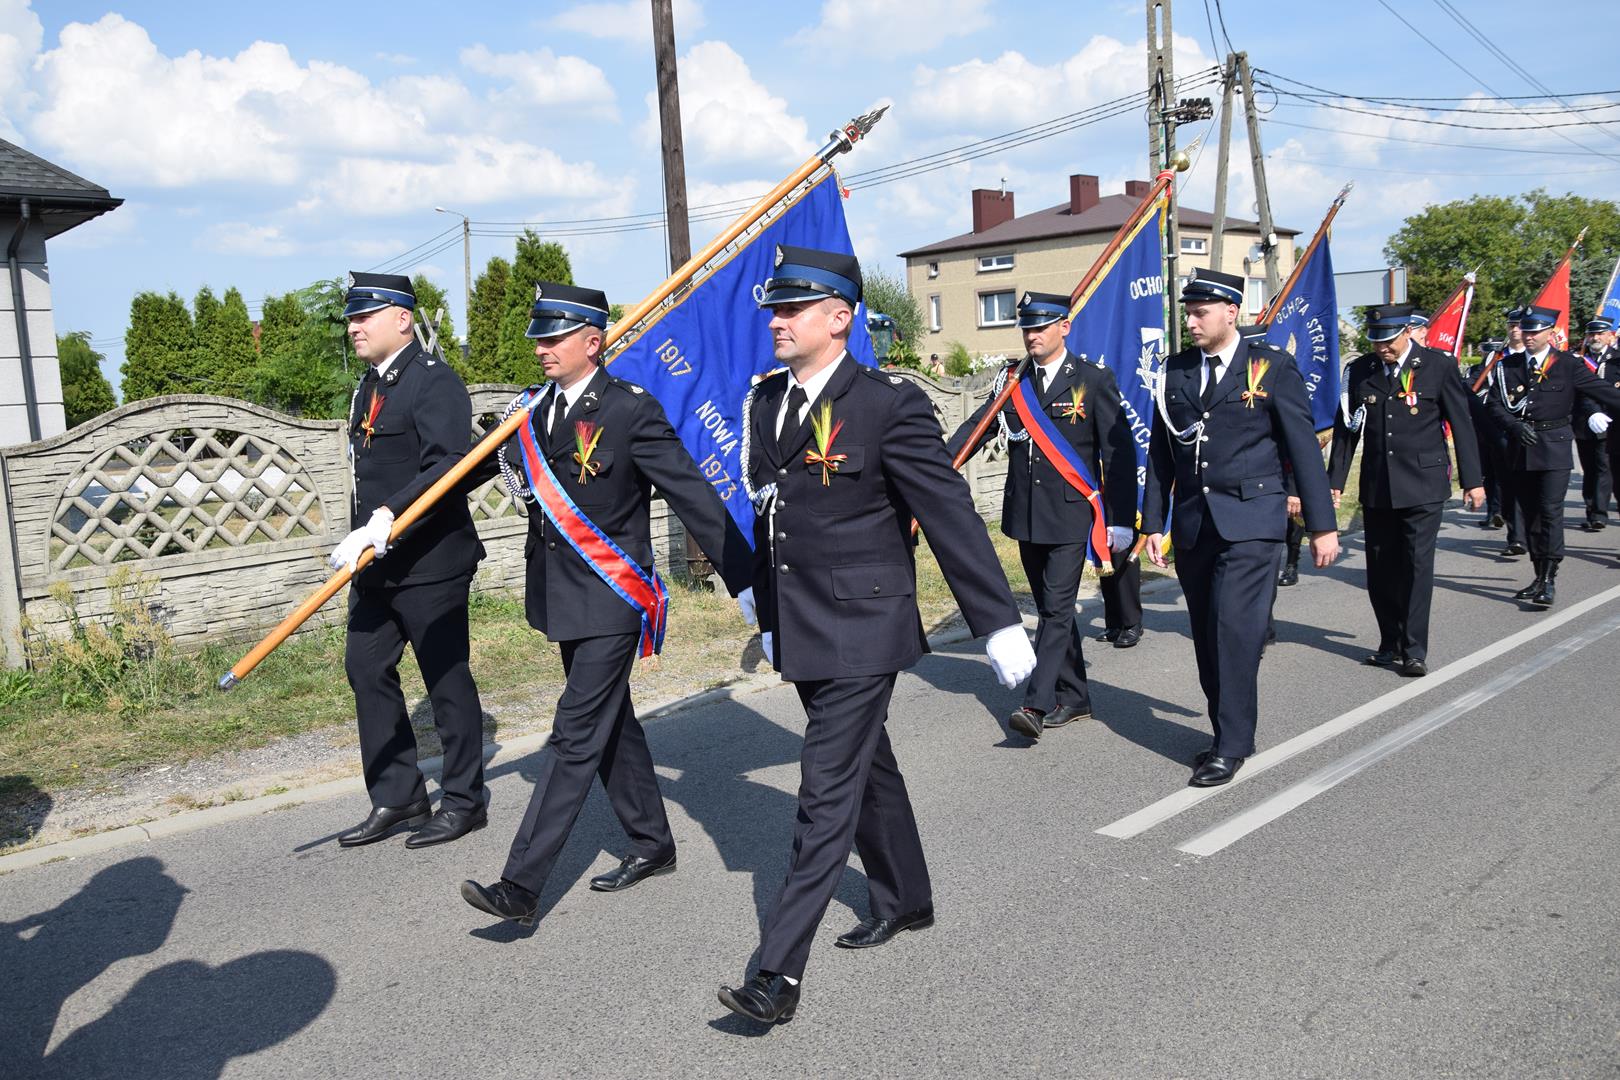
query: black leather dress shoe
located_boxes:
[1041,704,1092,729]
[1113,625,1143,649]
[1399,657,1428,677]
[1008,707,1044,739]
[1362,649,1397,666]
[1193,749,1215,768]
[1189,755,1244,787]
[404,806,487,849]
[835,907,935,949]
[338,797,431,847]
[1503,543,1527,556]
[1277,563,1299,587]
[589,852,676,892]
[1095,627,1122,643]
[460,878,538,926]
[1489,513,1505,528]
[718,972,799,1024]
[1581,520,1601,533]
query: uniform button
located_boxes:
[777,500,787,510]
[776,531,787,542]
[1202,411,1211,419]
[1202,485,1210,493]
[871,585,881,594]
[1257,482,1264,489]
[1200,435,1209,442]
[779,564,791,574]
[777,468,787,478]
[1034,478,1042,484]
[547,541,557,549]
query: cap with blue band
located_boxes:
[343,271,417,318]
[1179,267,1245,306]
[1366,302,1416,343]
[526,282,610,339]
[760,244,863,308]
[1015,291,1072,329]
[1519,305,1560,333]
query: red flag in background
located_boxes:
[1426,271,1475,357]
[1534,255,1573,350]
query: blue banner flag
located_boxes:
[1063,194,1167,515]
[1600,253,1620,329]
[1265,236,1340,431]
[605,173,874,541]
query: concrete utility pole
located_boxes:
[651,0,691,272]
[432,206,472,360]
[1209,53,1238,272]
[1146,0,1179,351]
[1236,52,1283,301]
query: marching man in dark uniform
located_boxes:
[1143,269,1339,787]
[946,292,1138,738]
[717,246,1035,1024]
[1573,317,1617,531]
[1495,309,1531,556]
[1486,305,1620,606]
[1466,338,1509,533]
[461,282,752,927]
[329,271,489,848]
[1328,304,1484,676]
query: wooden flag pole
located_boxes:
[220,108,889,690]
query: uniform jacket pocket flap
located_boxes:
[1421,450,1448,467]
[805,443,863,476]
[556,446,613,476]
[363,429,413,463]
[831,562,914,600]
[1239,475,1280,500]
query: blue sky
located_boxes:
[4,0,1618,391]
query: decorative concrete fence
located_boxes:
[0,372,1003,669]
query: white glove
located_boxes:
[1107,525,1135,552]
[985,624,1036,689]
[761,631,774,665]
[328,507,394,572]
[1590,412,1612,436]
[736,587,757,626]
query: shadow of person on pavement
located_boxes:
[0,855,186,1068]
[0,775,52,850]
[36,949,336,1080]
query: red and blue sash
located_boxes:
[1010,373,1110,568]
[514,394,668,658]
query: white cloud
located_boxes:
[198,222,297,256]
[796,0,992,56]
[459,44,616,111]
[0,0,43,137]
[640,41,812,169]
[549,0,705,44]
[374,52,415,66]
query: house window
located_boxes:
[979,290,1017,327]
[928,294,942,332]
[1181,236,1208,254]
[1246,277,1268,314]
[977,252,1014,272]
[927,261,940,279]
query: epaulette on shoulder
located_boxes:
[858,365,907,391]
[604,374,648,396]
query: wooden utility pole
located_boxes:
[1146,0,1180,351]
[1209,54,1238,272]
[1236,52,1282,300]
[651,0,691,271]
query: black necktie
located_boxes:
[778,386,807,457]
[1033,366,1047,398]
[1200,355,1220,408]
[550,388,568,438]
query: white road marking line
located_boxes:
[1096,580,1620,840]
[1177,609,1620,856]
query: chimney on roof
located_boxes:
[1069,174,1099,215]
[971,188,1016,233]
[1124,179,1150,198]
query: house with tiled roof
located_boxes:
[1,138,123,445]
[900,173,1298,357]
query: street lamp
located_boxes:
[434,206,472,361]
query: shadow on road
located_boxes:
[0,855,334,1079]
[0,775,52,850]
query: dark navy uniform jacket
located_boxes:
[347,340,484,588]
[1573,344,1620,438]
[945,350,1138,543]
[1328,345,1482,509]
[1143,336,1335,548]
[1484,348,1620,472]
[746,356,1020,683]
[502,365,751,642]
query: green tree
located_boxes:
[122,291,197,401]
[465,255,511,384]
[192,285,221,345]
[861,267,925,368]
[410,273,457,359]
[1384,190,1620,347]
[498,231,573,384]
[57,331,117,427]
[248,278,352,418]
[205,287,259,398]
[258,291,306,361]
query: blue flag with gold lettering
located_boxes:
[606,173,874,541]
[1265,238,1339,431]
[1064,194,1167,516]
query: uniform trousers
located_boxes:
[1576,437,1612,522]
[502,631,673,895]
[1016,541,1090,713]
[1099,547,1143,630]
[1489,435,1525,543]
[757,673,931,980]
[1362,503,1443,662]
[1506,469,1572,564]
[1474,424,1501,519]
[1173,518,1282,759]
[345,574,486,813]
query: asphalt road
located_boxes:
[4,495,1618,1079]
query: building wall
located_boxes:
[906,225,1297,359]
[0,214,66,448]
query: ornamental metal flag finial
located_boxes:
[832,105,889,154]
